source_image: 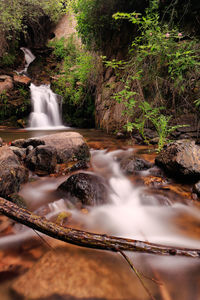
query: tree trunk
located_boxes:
[0,197,199,258]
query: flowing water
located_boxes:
[28,83,66,130]
[0,129,200,299]
[19,47,36,74]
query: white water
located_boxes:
[70,150,200,249]
[19,47,36,74]
[2,149,200,252]
[28,83,66,130]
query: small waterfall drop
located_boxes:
[28,83,65,129]
[20,47,36,74]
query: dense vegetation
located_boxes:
[0,0,64,63]
[50,36,97,127]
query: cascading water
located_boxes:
[19,47,36,74]
[28,83,65,129]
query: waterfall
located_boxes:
[19,47,36,74]
[28,83,65,129]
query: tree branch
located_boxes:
[0,197,199,258]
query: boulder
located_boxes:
[0,75,13,94]
[12,132,90,163]
[155,140,200,180]
[25,145,57,175]
[57,172,109,206]
[0,138,3,147]
[120,155,153,175]
[0,146,28,197]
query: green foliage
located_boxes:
[113,0,200,90]
[50,36,96,127]
[104,0,199,151]
[0,0,65,57]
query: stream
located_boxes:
[0,48,200,300]
[0,128,200,300]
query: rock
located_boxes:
[67,160,89,172]
[12,246,137,300]
[17,119,26,128]
[12,132,90,163]
[155,140,200,180]
[0,75,13,94]
[0,138,3,147]
[193,181,200,196]
[40,132,90,163]
[10,146,26,161]
[11,139,27,148]
[26,145,34,155]
[120,155,153,175]
[13,74,31,85]
[25,145,57,175]
[0,146,28,197]
[58,172,109,206]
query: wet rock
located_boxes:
[0,138,3,147]
[120,155,153,175]
[0,146,28,197]
[13,74,31,85]
[67,160,89,172]
[10,146,26,161]
[155,140,200,180]
[25,145,57,175]
[0,75,13,94]
[58,172,108,206]
[193,181,200,196]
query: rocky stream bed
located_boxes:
[0,129,200,300]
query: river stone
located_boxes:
[25,145,57,175]
[120,154,153,175]
[155,140,200,180]
[57,172,108,206]
[0,146,28,197]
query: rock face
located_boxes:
[120,155,153,174]
[0,75,13,94]
[0,146,28,197]
[58,172,108,206]
[155,140,200,180]
[25,145,57,175]
[12,132,90,164]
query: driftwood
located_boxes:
[0,197,200,258]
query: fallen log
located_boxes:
[0,197,200,258]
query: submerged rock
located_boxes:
[25,145,57,175]
[12,246,137,300]
[155,140,200,180]
[120,154,153,175]
[0,146,28,197]
[57,172,109,206]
